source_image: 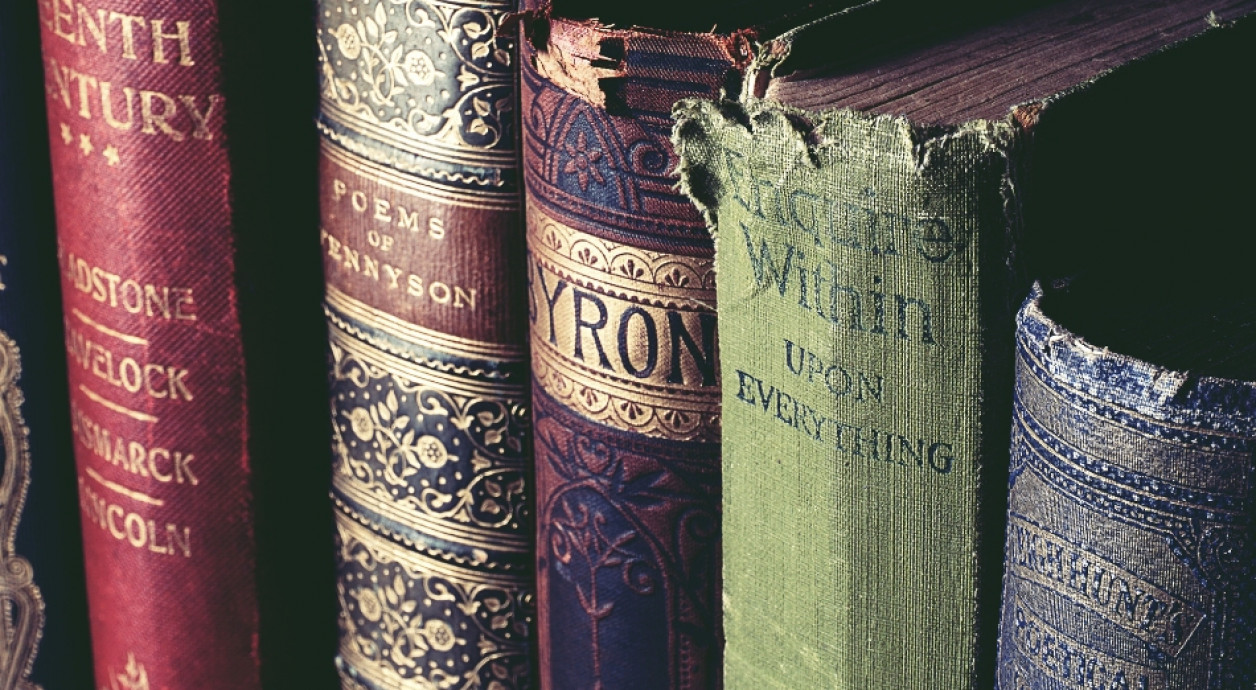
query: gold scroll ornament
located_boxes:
[0,331,43,690]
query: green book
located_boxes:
[672,1,1256,686]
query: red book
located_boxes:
[39,0,336,686]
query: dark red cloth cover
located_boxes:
[40,1,261,686]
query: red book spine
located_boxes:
[39,1,261,686]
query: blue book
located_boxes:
[0,1,94,685]
[998,282,1256,689]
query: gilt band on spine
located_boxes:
[520,11,749,689]
[316,1,534,687]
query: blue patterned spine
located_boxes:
[316,1,534,688]
[997,285,1255,689]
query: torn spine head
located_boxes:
[517,6,757,114]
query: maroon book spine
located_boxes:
[39,1,262,686]
[520,9,752,689]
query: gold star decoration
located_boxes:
[60,123,73,144]
[103,145,120,166]
[79,133,94,156]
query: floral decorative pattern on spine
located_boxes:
[317,0,533,688]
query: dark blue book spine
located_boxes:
[0,2,94,686]
[997,285,1255,690]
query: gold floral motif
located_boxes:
[330,335,531,552]
[0,330,44,690]
[335,517,532,690]
[101,653,148,690]
[318,0,516,163]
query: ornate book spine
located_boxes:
[520,12,749,689]
[674,101,1020,687]
[997,287,1255,689]
[38,1,263,686]
[0,2,93,686]
[316,1,534,688]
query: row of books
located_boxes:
[1,0,1252,687]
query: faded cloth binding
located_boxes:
[39,0,262,686]
[998,286,1255,689]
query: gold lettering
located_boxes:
[45,3,199,67]
[71,403,199,485]
[107,11,145,60]
[147,447,173,482]
[453,285,477,310]
[52,0,76,42]
[79,478,191,557]
[70,69,97,119]
[142,285,170,319]
[76,5,107,52]
[382,264,403,288]
[321,231,477,310]
[100,81,135,129]
[328,180,446,240]
[180,94,221,140]
[396,206,419,232]
[342,246,360,272]
[49,59,74,110]
[119,279,143,313]
[124,437,147,474]
[166,366,192,401]
[322,230,343,260]
[366,229,394,252]
[140,90,184,141]
[44,60,218,140]
[173,288,195,320]
[62,253,197,321]
[149,19,194,66]
[107,503,125,539]
[165,523,190,557]
[66,325,194,402]
[373,198,391,222]
[146,519,169,554]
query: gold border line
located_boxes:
[85,466,164,507]
[71,308,149,346]
[78,384,158,423]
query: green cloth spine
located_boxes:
[674,100,1023,689]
